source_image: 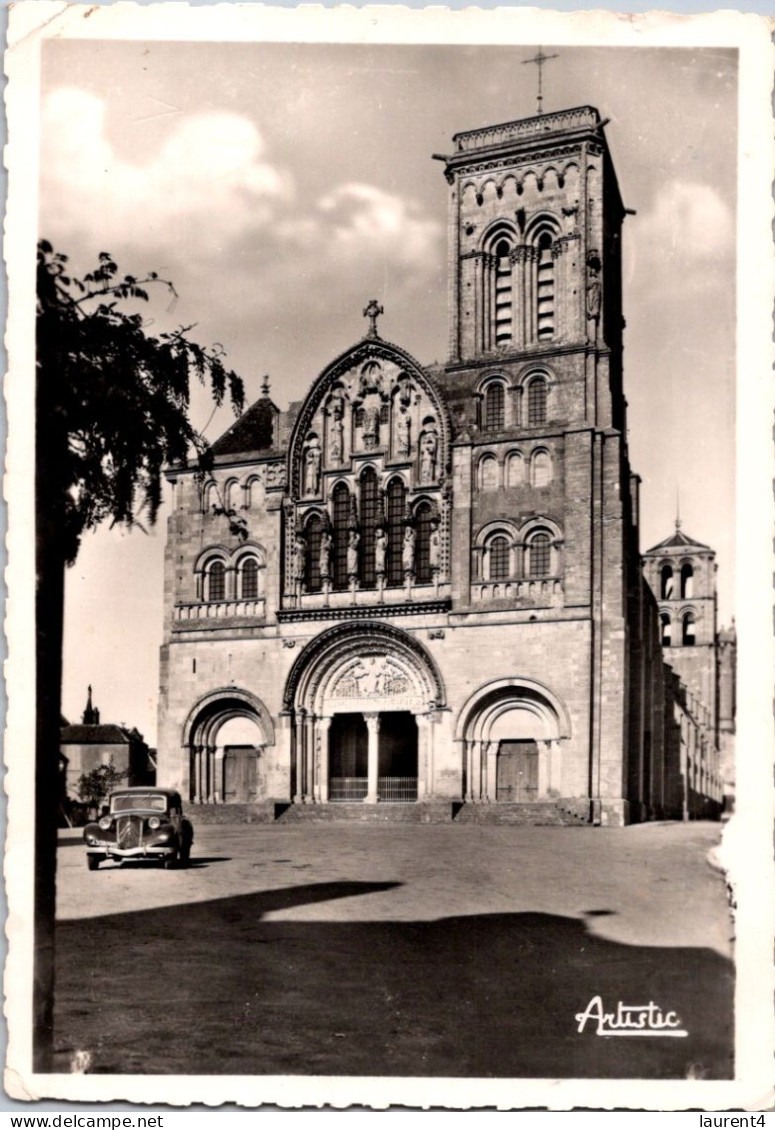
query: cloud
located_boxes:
[40,88,288,256]
[41,88,441,273]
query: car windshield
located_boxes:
[111,794,168,813]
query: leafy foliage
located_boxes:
[76,761,127,808]
[36,241,245,562]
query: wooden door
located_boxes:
[496,740,538,802]
[223,746,258,802]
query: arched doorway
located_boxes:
[284,622,443,804]
[456,678,571,803]
[182,688,275,804]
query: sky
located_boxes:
[39,37,738,745]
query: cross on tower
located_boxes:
[522,46,559,116]
[363,299,384,339]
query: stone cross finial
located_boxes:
[521,46,559,115]
[363,299,384,339]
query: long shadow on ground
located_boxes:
[54,880,733,1079]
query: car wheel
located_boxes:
[86,855,100,871]
[163,851,178,870]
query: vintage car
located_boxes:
[83,787,194,870]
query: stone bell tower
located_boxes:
[439,104,625,430]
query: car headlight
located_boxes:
[148,816,161,830]
[98,816,112,831]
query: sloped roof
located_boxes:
[644,527,711,554]
[211,396,284,457]
[60,724,132,745]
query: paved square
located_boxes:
[54,821,733,1078]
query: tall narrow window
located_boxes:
[332,483,350,591]
[506,452,524,487]
[489,535,510,580]
[484,383,505,430]
[660,612,672,647]
[241,558,259,599]
[415,502,434,584]
[531,450,552,487]
[682,612,696,647]
[305,515,324,593]
[359,468,379,589]
[660,564,674,600]
[536,231,554,339]
[494,238,513,344]
[681,563,694,599]
[527,379,547,427]
[386,478,406,587]
[480,455,499,491]
[528,532,551,578]
[207,560,225,602]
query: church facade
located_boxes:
[157,104,725,826]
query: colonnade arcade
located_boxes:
[456,678,570,802]
[285,622,445,804]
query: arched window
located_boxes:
[203,481,218,513]
[536,231,555,339]
[331,483,350,591]
[527,531,551,578]
[660,612,672,647]
[682,612,696,647]
[386,478,406,587]
[660,564,674,600]
[484,382,505,430]
[206,559,225,602]
[415,501,434,585]
[223,479,238,512]
[681,563,694,599]
[506,451,524,487]
[531,450,552,487]
[488,534,510,580]
[494,238,513,344]
[480,455,499,491]
[527,378,548,427]
[245,477,264,510]
[240,557,259,600]
[359,467,380,589]
[304,514,324,593]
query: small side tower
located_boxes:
[642,521,718,725]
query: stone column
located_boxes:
[470,739,482,802]
[538,741,550,798]
[304,714,315,803]
[192,746,202,804]
[364,713,380,803]
[214,749,225,804]
[464,740,473,802]
[416,715,430,800]
[484,741,497,803]
[317,717,332,803]
[293,713,305,803]
[205,746,215,804]
[547,739,561,795]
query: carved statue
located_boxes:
[402,526,416,574]
[362,399,380,449]
[374,527,387,576]
[291,534,306,583]
[429,525,441,572]
[396,409,411,457]
[347,530,360,577]
[303,438,321,495]
[328,398,344,463]
[419,429,438,484]
[319,530,332,579]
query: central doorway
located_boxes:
[328,711,418,802]
[496,740,539,802]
